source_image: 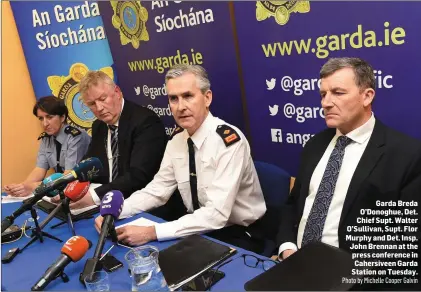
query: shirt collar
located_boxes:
[336,112,376,144]
[184,112,214,150]
[55,124,67,144]
[111,98,125,127]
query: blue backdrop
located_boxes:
[98,1,245,136]
[11,1,115,134]
[234,1,421,175]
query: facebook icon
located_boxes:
[271,129,282,143]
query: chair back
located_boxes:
[253,161,291,242]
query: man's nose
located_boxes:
[178,98,187,111]
[96,101,104,112]
[321,93,333,108]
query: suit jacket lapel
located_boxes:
[98,122,110,179]
[116,100,133,167]
[298,129,336,216]
[118,100,132,149]
[339,120,386,226]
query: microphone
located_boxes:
[42,173,64,197]
[79,190,124,284]
[34,157,102,197]
[63,181,90,203]
[31,235,90,291]
[95,190,124,257]
[1,158,102,233]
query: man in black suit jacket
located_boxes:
[69,70,167,208]
[277,58,421,290]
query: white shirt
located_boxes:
[279,113,376,256]
[119,112,267,241]
[91,99,125,205]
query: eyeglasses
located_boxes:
[202,254,278,291]
[242,254,278,271]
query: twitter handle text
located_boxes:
[283,103,325,123]
[267,70,393,95]
[135,84,167,99]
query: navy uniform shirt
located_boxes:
[36,125,91,172]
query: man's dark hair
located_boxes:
[320,57,376,91]
[33,96,68,120]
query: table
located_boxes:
[1,202,268,291]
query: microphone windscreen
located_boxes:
[73,157,103,182]
[100,190,124,219]
[61,236,90,262]
[63,181,90,202]
[42,173,64,197]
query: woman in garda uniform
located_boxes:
[4,96,91,197]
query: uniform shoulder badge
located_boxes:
[64,126,81,137]
[170,126,183,140]
[216,125,241,147]
[38,132,50,140]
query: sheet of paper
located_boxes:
[116,217,158,229]
[1,194,34,203]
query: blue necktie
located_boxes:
[301,135,353,246]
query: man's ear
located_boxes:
[205,90,212,108]
[363,88,375,107]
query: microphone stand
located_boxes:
[19,207,63,254]
[50,215,93,229]
[58,190,76,236]
[79,220,118,285]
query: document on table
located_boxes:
[116,217,158,229]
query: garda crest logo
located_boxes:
[47,63,114,135]
[256,1,310,26]
[111,1,149,49]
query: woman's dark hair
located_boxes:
[33,96,68,120]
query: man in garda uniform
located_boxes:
[5,96,91,197]
[94,64,267,253]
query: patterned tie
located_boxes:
[108,125,119,181]
[187,138,200,211]
[54,138,64,173]
[301,135,353,246]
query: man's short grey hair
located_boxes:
[320,57,376,91]
[165,64,211,93]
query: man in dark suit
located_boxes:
[68,70,168,209]
[277,58,420,289]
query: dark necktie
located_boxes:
[108,125,119,181]
[54,138,64,173]
[301,135,353,246]
[187,138,200,211]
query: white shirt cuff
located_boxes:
[278,242,298,258]
[89,183,102,205]
[154,221,177,241]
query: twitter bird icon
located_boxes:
[266,78,276,90]
[269,105,279,116]
[134,87,141,95]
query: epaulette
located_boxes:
[170,126,183,140]
[38,132,50,140]
[216,124,241,147]
[64,125,81,137]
